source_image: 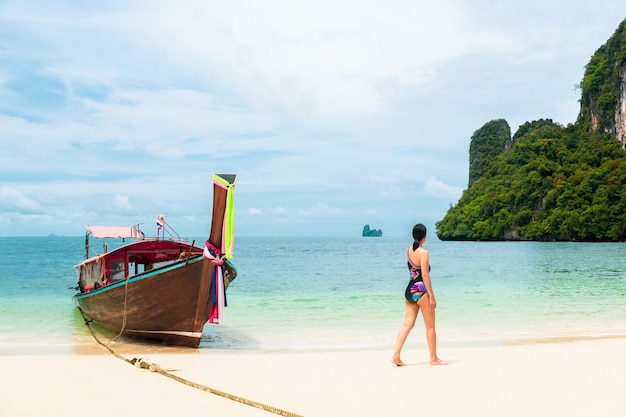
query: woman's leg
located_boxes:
[391,301,418,366]
[418,297,447,365]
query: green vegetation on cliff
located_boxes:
[468,119,511,187]
[577,19,626,134]
[436,18,626,242]
[436,121,626,241]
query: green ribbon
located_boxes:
[213,174,236,258]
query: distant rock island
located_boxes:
[362,225,383,237]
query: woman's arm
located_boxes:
[419,250,437,309]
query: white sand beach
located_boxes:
[2,337,625,417]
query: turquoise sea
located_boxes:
[1,236,625,355]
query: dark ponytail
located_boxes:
[412,223,427,250]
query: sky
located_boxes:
[1,1,625,238]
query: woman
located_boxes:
[391,223,446,366]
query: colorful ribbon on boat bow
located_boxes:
[212,174,236,259]
[203,174,236,325]
[203,241,224,265]
[203,241,226,324]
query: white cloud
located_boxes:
[113,195,132,210]
[0,0,624,236]
[0,186,39,212]
[424,177,463,200]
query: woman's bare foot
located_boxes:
[430,357,448,365]
[391,356,406,366]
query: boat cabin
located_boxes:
[76,225,203,293]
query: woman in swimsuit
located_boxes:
[391,223,446,366]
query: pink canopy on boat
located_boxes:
[86,226,143,239]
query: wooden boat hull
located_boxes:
[76,255,205,347]
[75,255,234,348]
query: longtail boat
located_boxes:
[73,174,237,347]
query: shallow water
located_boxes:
[1,236,625,354]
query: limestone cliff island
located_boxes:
[436,18,626,242]
[362,225,383,237]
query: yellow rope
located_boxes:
[79,311,304,417]
[108,277,130,344]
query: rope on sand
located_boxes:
[79,312,304,417]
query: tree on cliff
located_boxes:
[468,119,511,187]
[577,18,626,148]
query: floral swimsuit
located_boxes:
[404,248,429,303]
